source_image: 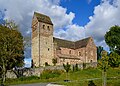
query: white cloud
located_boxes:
[0,0,120,52]
[84,0,120,50]
[54,24,85,41]
[0,0,75,36]
[0,0,75,59]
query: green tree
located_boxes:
[52,58,57,66]
[83,63,86,69]
[0,24,24,84]
[98,50,109,86]
[97,46,104,60]
[75,64,79,71]
[105,25,120,55]
[63,62,71,80]
[109,52,120,68]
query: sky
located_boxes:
[0,0,120,67]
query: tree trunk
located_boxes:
[2,61,6,85]
[66,72,68,80]
[102,71,107,86]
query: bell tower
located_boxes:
[32,12,54,67]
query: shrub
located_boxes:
[86,66,94,70]
[63,62,71,73]
[52,58,57,66]
[75,64,79,71]
[83,63,86,69]
[40,69,64,79]
[88,80,96,86]
[18,76,40,81]
[73,64,79,72]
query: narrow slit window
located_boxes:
[48,48,50,51]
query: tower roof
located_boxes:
[34,12,53,25]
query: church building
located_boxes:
[32,12,97,67]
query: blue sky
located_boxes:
[0,0,120,67]
[60,0,100,26]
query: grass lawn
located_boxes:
[4,67,120,86]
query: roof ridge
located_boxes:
[34,12,53,25]
[54,37,91,43]
[74,37,91,43]
[53,37,74,43]
[34,12,50,18]
[53,37,92,49]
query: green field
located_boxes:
[5,67,120,86]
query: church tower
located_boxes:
[32,12,54,67]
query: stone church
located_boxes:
[32,12,97,67]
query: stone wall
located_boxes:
[85,38,97,63]
[32,15,40,67]
[39,22,54,66]
[32,18,54,67]
[6,62,97,79]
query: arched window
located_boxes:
[79,52,81,56]
[90,60,92,63]
[69,50,71,54]
[43,25,45,29]
[47,26,50,31]
[48,48,50,51]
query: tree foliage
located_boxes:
[108,52,120,68]
[63,62,71,73]
[63,62,71,81]
[52,58,57,66]
[0,23,24,84]
[98,50,109,72]
[105,25,120,55]
[98,50,109,86]
[75,64,79,71]
[97,46,103,60]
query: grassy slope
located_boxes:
[58,68,120,86]
[5,67,120,86]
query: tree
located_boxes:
[97,46,104,60]
[75,64,79,71]
[98,50,109,86]
[109,52,120,68]
[105,25,120,55]
[52,58,57,66]
[0,24,24,84]
[63,62,71,81]
[83,63,86,69]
